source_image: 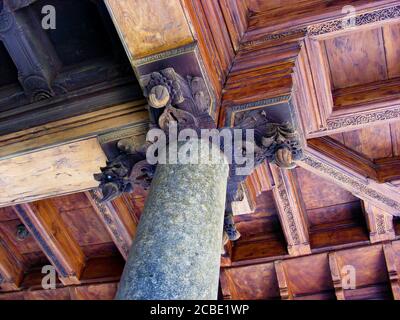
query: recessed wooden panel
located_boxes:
[324,28,388,89]
[336,245,389,288]
[307,201,363,228]
[284,253,333,297]
[0,139,107,207]
[0,219,42,255]
[105,0,193,59]
[296,168,358,210]
[341,124,393,160]
[59,207,112,246]
[225,263,280,300]
[383,23,400,79]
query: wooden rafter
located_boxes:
[362,202,395,243]
[13,201,85,285]
[270,165,311,256]
[86,190,137,260]
[298,146,400,216]
[0,238,24,291]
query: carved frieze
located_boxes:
[308,5,400,37]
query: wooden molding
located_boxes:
[244,1,398,46]
[182,0,236,102]
[240,162,273,213]
[270,165,311,257]
[13,201,85,285]
[308,137,400,184]
[0,101,148,160]
[86,190,137,260]
[0,138,108,207]
[105,0,193,60]
[328,252,346,300]
[0,239,24,292]
[383,243,400,300]
[299,146,400,216]
[307,137,378,180]
[218,0,249,52]
[362,202,395,243]
[274,260,293,300]
[375,157,400,183]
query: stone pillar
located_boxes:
[116,139,229,300]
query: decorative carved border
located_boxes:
[97,123,148,145]
[89,190,130,258]
[241,28,307,48]
[241,5,400,48]
[301,154,400,212]
[308,5,400,37]
[274,173,301,245]
[225,95,291,127]
[132,42,198,66]
[326,106,400,131]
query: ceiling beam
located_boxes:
[299,146,400,216]
[86,190,137,260]
[0,3,61,102]
[13,201,85,286]
[362,202,396,244]
[270,165,311,257]
[0,138,108,207]
[0,238,24,292]
[383,243,400,300]
[274,260,293,300]
[328,252,346,300]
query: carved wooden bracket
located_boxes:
[95,67,304,244]
[0,1,61,102]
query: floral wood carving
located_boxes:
[94,140,156,202]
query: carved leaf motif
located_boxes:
[129,160,156,190]
[158,106,198,131]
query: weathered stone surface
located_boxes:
[116,139,229,300]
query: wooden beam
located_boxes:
[274,260,293,300]
[0,239,24,292]
[219,269,232,300]
[0,138,108,207]
[383,243,400,300]
[299,146,400,216]
[86,190,137,260]
[270,165,311,256]
[13,201,85,285]
[243,0,397,44]
[308,137,400,184]
[308,137,378,180]
[183,0,237,99]
[105,0,193,60]
[0,101,148,160]
[0,3,61,102]
[362,202,395,244]
[328,252,346,300]
[375,157,400,183]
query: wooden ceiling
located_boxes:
[0,190,146,299]
[1,0,400,300]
